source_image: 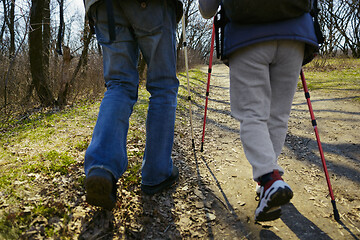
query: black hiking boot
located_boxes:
[141,166,179,195]
[85,168,117,210]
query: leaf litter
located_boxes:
[0,64,359,239]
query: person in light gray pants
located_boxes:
[198,0,319,221]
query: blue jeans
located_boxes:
[84,0,179,186]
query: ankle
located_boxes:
[258,170,283,191]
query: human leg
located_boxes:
[84,0,140,208]
[229,41,284,180]
[268,40,305,158]
[123,0,179,188]
[254,40,304,221]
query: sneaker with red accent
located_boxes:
[255,170,293,221]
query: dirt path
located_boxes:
[4,63,359,239]
[31,64,358,239]
[173,64,360,239]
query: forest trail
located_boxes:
[171,64,360,239]
[13,64,359,239]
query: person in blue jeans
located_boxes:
[83,0,183,210]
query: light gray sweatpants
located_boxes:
[229,40,304,181]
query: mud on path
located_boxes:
[172,64,360,239]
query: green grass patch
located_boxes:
[25,150,76,175]
[177,68,208,122]
[300,58,360,94]
[0,202,69,239]
[0,103,100,235]
[122,162,142,190]
[74,139,90,152]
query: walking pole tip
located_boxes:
[331,200,340,221]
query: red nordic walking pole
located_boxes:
[200,21,216,152]
[300,69,340,221]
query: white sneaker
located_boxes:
[255,171,293,221]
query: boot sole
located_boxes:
[85,176,115,210]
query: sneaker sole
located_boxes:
[255,182,293,221]
[256,207,282,222]
[85,176,115,210]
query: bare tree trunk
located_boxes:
[351,1,360,57]
[57,46,72,106]
[43,0,50,83]
[176,32,184,70]
[3,8,29,114]
[29,0,55,106]
[2,0,9,53]
[320,0,360,58]
[0,19,6,45]
[81,21,90,68]
[57,26,93,107]
[9,0,15,58]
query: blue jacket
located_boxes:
[198,0,320,63]
[223,12,319,59]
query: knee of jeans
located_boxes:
[106,79,138,94]
[150,90,178,106]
